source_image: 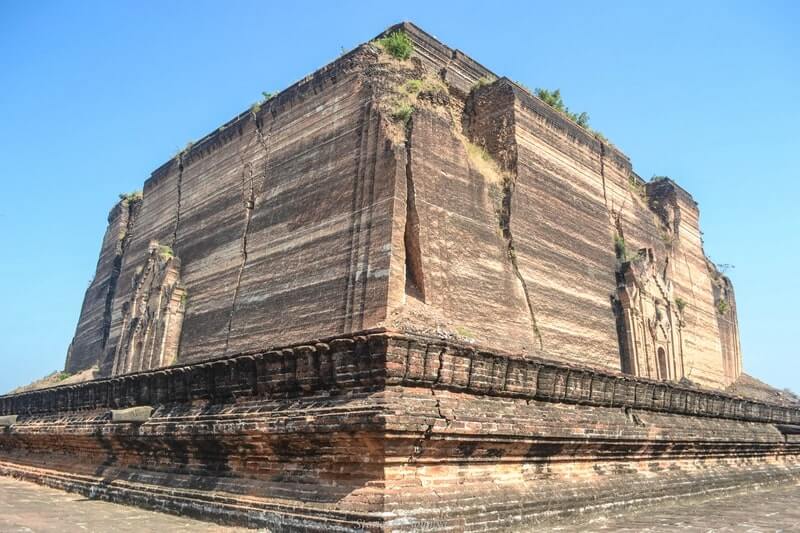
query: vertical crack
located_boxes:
[433,346,445,384]
[223,111,270,353]
[403,116,425,300]
[172,155,185,249]
[408,389,451,464]
[599,140,609,209]
[463,89,541,351]
[500,176,543,350]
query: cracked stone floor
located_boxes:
[0,476,799,531]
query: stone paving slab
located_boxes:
[552,481,800,532]
[0,476,253,532]
[0,475,799,532]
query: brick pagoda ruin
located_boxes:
[1,22,798,531]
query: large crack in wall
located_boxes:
[499,175,543,350]
[403,116,426,301]
[223,112,270,353]
[171,156,184,249]
[462,87,543,351]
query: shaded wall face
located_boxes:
[83,64,396,375]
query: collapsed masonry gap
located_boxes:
[403,118,426,301]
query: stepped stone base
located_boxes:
[2,331,799,531]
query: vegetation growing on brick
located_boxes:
[628,175,646,199]
[118,191,142,203]
[157,244,175,260]
[717,298,730,315]
[376,30,414,60]
[535,88,589,127]
[614,234,627,260]
[470,76,495,91]
[535,87,607,140]
[391,103,414,124]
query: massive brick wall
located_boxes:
[65,22,741,392]
[457,80,742,389]
[69,46,409,377]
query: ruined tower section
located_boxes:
[645,178,743,388]
[713,271,743,382]
[63,26,744,390]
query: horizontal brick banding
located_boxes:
[2,332,798,425]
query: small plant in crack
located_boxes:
[174,141,193,159]
[402,77,447,98]
[404,79,423,93]
[675,297,687,313]
[157,244,175,260]
[376,30,414,60]
[118,190,142,203]
[628,175,647,200]
[392,103,414,125]
[614,234,627,260]
[470,76,494,91]
[717,298,730,315]
[455,325,475,339]
[250,91,275,116]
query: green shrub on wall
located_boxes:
[377,30,414,60]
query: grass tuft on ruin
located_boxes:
[534,87,608,140]
[119,190,143,203]
[391,103,414,125]
[376,30,414,60]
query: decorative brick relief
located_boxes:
[110,241,186,375]
[616,248,685,381]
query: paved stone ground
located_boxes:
[0,476,798,531]
[552,482,800,532]
[0,476,250,532]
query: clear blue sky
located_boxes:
[1,1,797,394]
